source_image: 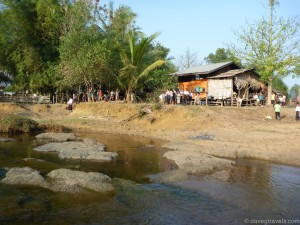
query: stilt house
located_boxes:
[171,61,262,102]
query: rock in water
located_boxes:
[0,138,16,142]
[0,167,48,187]
[35,132,76,142]
[34,138,118,161]
[47,168,114,192]
[1,167,114,193]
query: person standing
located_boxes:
[296,103,300,121]
[274,101,281,120]
[98,89,103,101]
[115,89,120,101]
[282,94,286,107]
[183,89,189,105]
[271,92,276,105]
[67,97,73,111]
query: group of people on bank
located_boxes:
[159,88,200,105]
[272,91,299,121]
[274,102,300,121]
[65,88,121,111]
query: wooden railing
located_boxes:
[0,95,51,104]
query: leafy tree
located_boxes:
[230,0,300,105]
[58,2,138,97]
[117,30,165,101]
[0,0,63,93]
[97,4,138,90]
[146,43,177,90]
[204,48,241,66]
[58,0,115,95]
[290,84,300,99]
[272,77,288,94]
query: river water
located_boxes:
[0,133,299,225]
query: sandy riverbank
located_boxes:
[1,102,300,177]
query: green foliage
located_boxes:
[290,84,300,98]
[204,48,242,66]
[58,2,139,91]
[151,102,162,110]
[117,30,166,101]
[0,115,39,133]
[0,0,63,93]
[272,77,288,94]
[229,0,300,105]
[0,1,174,99]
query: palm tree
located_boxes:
[117,30,165,102]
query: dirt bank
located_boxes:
[1,102,300,172]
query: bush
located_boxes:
[0,115,39,133]
[152,102,162,110]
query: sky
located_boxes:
[100,0,300,89]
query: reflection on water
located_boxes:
[0,133,300,225]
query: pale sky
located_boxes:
[101,0,300,89]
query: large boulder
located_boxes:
[0,167,48,188]
[35,132,76,142]
[163,150,234,175]
[47,168,114,192]
[1,167,114,193]
[34,138,118,160]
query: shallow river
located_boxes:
[0,133,299,225]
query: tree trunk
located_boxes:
[267,78,273,106]
[126,90,131,102]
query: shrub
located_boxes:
[0,115,39,133]
[152,102,162,111]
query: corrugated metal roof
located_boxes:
[209,68,252,79]
[170,61,235,76]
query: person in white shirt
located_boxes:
[296,103,300,121]
[67,98,73,111]
[183,89,189,105]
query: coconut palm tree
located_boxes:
[117,30,165,102]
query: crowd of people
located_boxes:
[65,88,121,111]
[69,88,121,105]
[159,88,202,105]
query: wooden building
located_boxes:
[208,68,261,100]
[170,62,240,99]
[171,62,262,103]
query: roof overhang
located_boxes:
[169,61,240,77]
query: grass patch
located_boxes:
[0,115,39,133]
[151,102,163,111]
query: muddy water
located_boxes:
[0,133,300,225]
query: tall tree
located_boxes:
[58,0,111,93]
[117,30,165,101]
[0,0,63,93]
[229,0,300,105]
[59,2,138,95]
[204,48,241,66]
[176,48,201,71]
[146,42,177,92]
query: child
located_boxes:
[274,101,281,120]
